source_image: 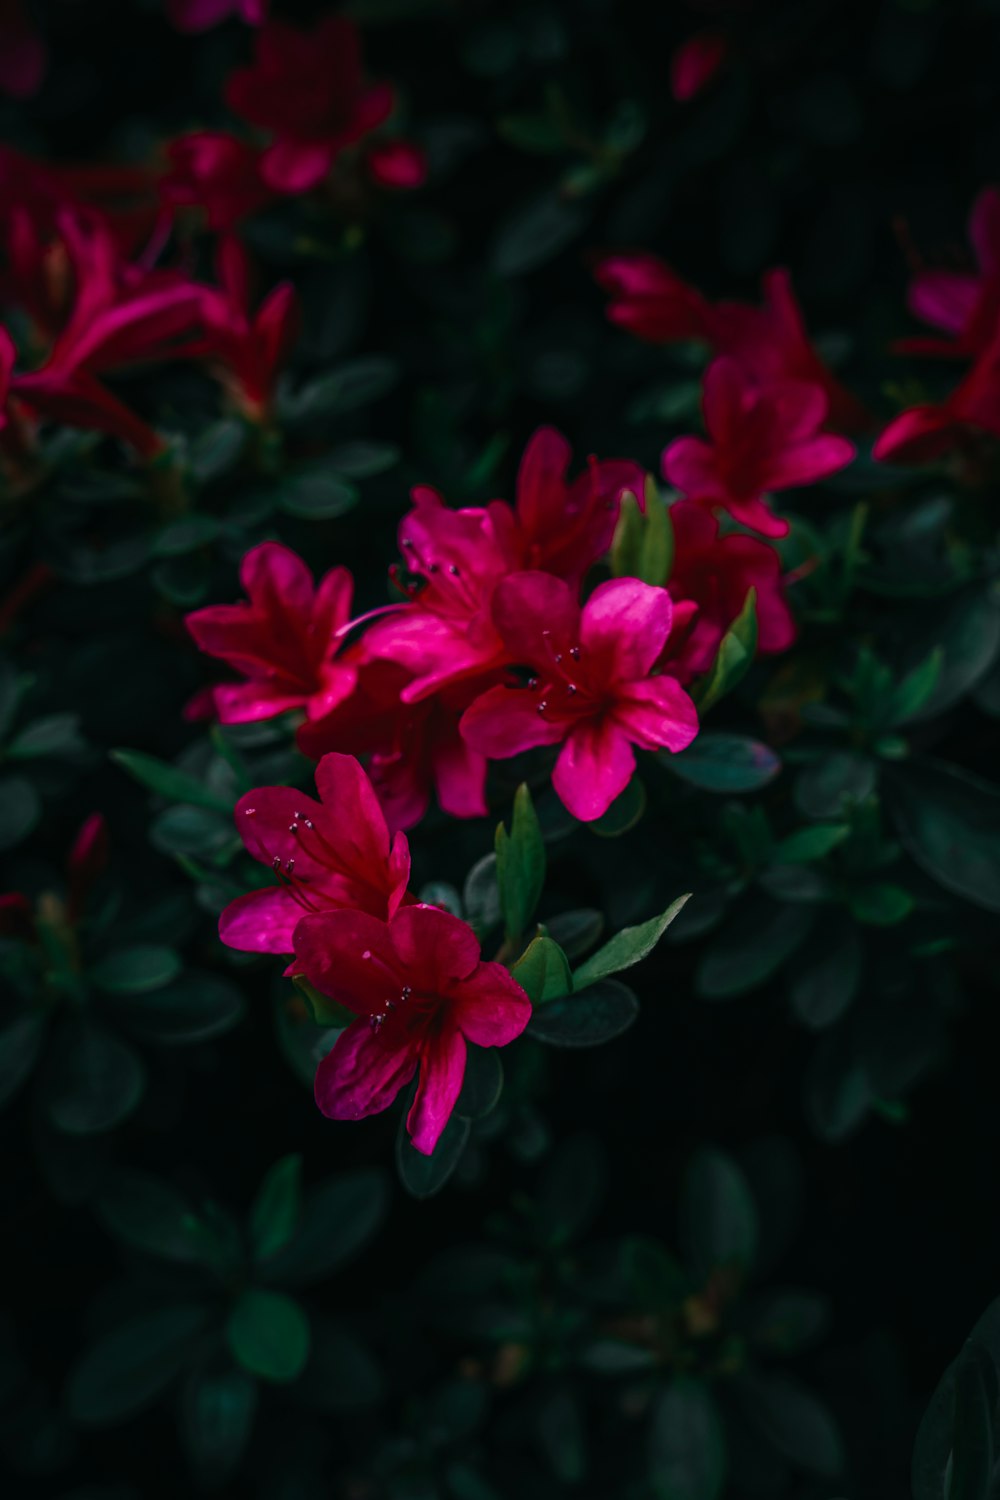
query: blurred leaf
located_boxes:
[527,977,638,1047]
[795,751,877,819]
[0,776,41,851]
[847,882,913,925]
[227,1290,310,1383]
[693,590,758,714]
[0,1010,45,1107]
[278,463,359,520]
[574,895,689,987]
[492,191,589,276]
[45,1021,145,1135]
[326,440,400,477]
[680,1148,758,1279]
[772,824,847,864]
[888,758,1000,911]
[463,853,501,938]
[536,1385,587,1484]
[889,647,943,725]
[536,1134,606,1247]
[666,734,781,794]
[455,1045,504,1120]
[250,1155,303,1263]
[298,1318,384,1411]
[261,1170,389,1284]
[68,1304,212,1425]
[544,908,603,959]
[743,1290,830,1353]
[787,916,862,1029]
[90,946,182,995]
[95,1169,206,1263]
[950,1341,998,1500]
[6,713,85,760]
[648,1378,727,1500]
[736,1372,844,1477]
[179,1367,257,1487]
[278,357,398,424]
[111,750,233,814]
[697,902,813,999]
[111,972,244,1045]
[396,1110,471,1199]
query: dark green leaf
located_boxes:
[795,751,877,819]
[536,1385,587,1484]
[679,1148,758,1278]
[951,1341,998,1500]
[250,1155,303,1262]
[326,440,400,477]
[692,589,758,714]
[397,1110,471,1199]
[278,465,359,520]
[298,1318,384,1410]
[261,1169,389,1285]
[901,586,1000,723]
[888,757,1000,911]
[847,882,913,925]
[95,1169,206,1263]
[111,972,244,1045]
[492,192,589,276]
[544,908,603,960]
[179,1367,257,1486]
[743,1290,831,1353]
[455,1045,504,1120]
[90,945,181,995]
[648,1379,727,1500]
[588,774,647,836]
[68,1304,212,1425]
[6,713,85,760]
[111,749,233,813]
[772,824,848,863]
[227,1290,310,1383]
[527,978,639,1047]
[622,1236,690,1311]
[495,783,545,946]
[697,902,813,999]
[463,853,501,938]
[45,1020,145,1134]
[666,734,780,794]
[736,1372,844,1477]
[536,1134,607,1247]
[0,1009,45,1106]
[787,917,862,1030]
[573,895,689,987]
[0,775,41,851]
[511,934,572,1003]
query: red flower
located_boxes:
[295,904,531,1154]
[593,253,713,344]
[663,500,796,681]
[66,812,110,925]
[461,574,699,822]
[161,132,275,232]
[900,187,1000,360]
[191,238,298,420]
[663,357,855,538]
[298,658,493,832]
[166,0,267,32]
[186,542,357,723]
[365,138,427,191]
[670,31,729,103]
[225,17,395,193]
[220,753,410,955]
[874,326,1000,465]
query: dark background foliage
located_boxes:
[4,1,1000,1497]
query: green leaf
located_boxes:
[463,853,501,938]
[0,1009,45,1107]
[901,585,1000,723]
[497,112,567,154]
[743,1290,830,1353]
[6,713,85,760]
[536,1134,607,1247]
[298,1317,384,1411]
[888,647,943,725]
[95,1169,207,1263]
[495,783,545,946]
[396,1110,471,1198]
[179,1367,257,1487]
[536,1385,587,1484]
[787,917,862,1030]
[492,191,589,276]
[278,464,359,520]
[647,1378,727,1500]
[527,978,639,1047]
[611,479,673,587]
[795,751,877,819]
[151,804,235,860]
[68,1304,212,1425]
[45,1020,145,1134]
[326,440,400,477]
[261,1169,389,1285]
[227,1290,310,1383]
[511,934,572,1003]
[692,588,758,714]
[679,1148,758,1278]
[0,775,41,850]
[250,1155,303,1262]
[455,1044,504,1120]
[772,824,848,863]
[622,1236,689,1312]
[292,974,357,1029]
[588,774,647,836]
[847,882,913,925]
[696,901,813,999]
[90,945,182,995]
[574,895,690,988]
[666,733,781,794]
[951,1341,998,1500]
[544,908,603,960]
[887,757,1000,911]
[187,419,246,485]
[913,1359,958,1500]
[736,1372,844,1477]
[277,357,398,424]
[111,749,233,813]
[154,514,222,556]
[111,972,244,1045]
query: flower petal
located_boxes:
[293,909,402,1013]
[613,676,700,753]
[580,578,674,681]
[460,684,568,758]
[454,962,533,1047]
[406,1027,467,1154]
[552,719,636,822]
[314,1017,417,1122]
[389,904,481,986]
[219,887,303,953]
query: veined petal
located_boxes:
[314,1017,417,1122]
[580,578,674,681]
[613,676,700,753]
[460,684,568,759]
[219,886,303,953]
[552,718,636,822]
[406,1027,467,1154]
[294,909,402,1012]
[454,962,533,1047]
[389,903,481,986]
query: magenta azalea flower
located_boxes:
[593,253,713,345]
[874,326,1000,465]
[186,542,356,723]
[461,574,699,822]
[167,0,267,32]
[190,238,298,421]
[670,31,729,103]
[365,138,427,191]
[662,500,796,680]
[161,132,275,232]
[663,357,855,538]
[295,904,531,1154]
[225,17,394,194]
[220,753,410,955]
[899,186,1000,360]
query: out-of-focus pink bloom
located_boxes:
[663,357,855,538]
[900,187,1000,360]
[225,17,394,193]
[296,903,531,1154]
[220,753,410,955]
[298,658,494,831]
[189,238,298,420]
[365,138,427,191]
[670,31,729,102]
[66,812,110,924]
[461,574,699,822]
[186,542,357,723]
[167,0,267,31]
[0,891,34,939]
[593,253,713,345]
[161,133,275,231]
[0,147,160,260]
[874,327,1000,464]
[0,0,47,99]
[663,500,796,680]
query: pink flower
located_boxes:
[874,326,1000,465]
[461,574,699,822]
[167,0,267,31]
[295,903,531,1154]
[225,17,394,194]
[0,0,47,100]
[161,133,275,231]
[663,500,796,680]
[298,658,493,832]
[185,542,356,723]
[899,187,1000,360]
[593,253,713,345]
[220,753,410,955]
[365,138,427,191]
[190,238,298,421]
[67,812,110,924]
[662,357,855,538]
[670,31,729,103]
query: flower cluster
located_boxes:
[185,424,800,830]
[221,751,530,1155]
